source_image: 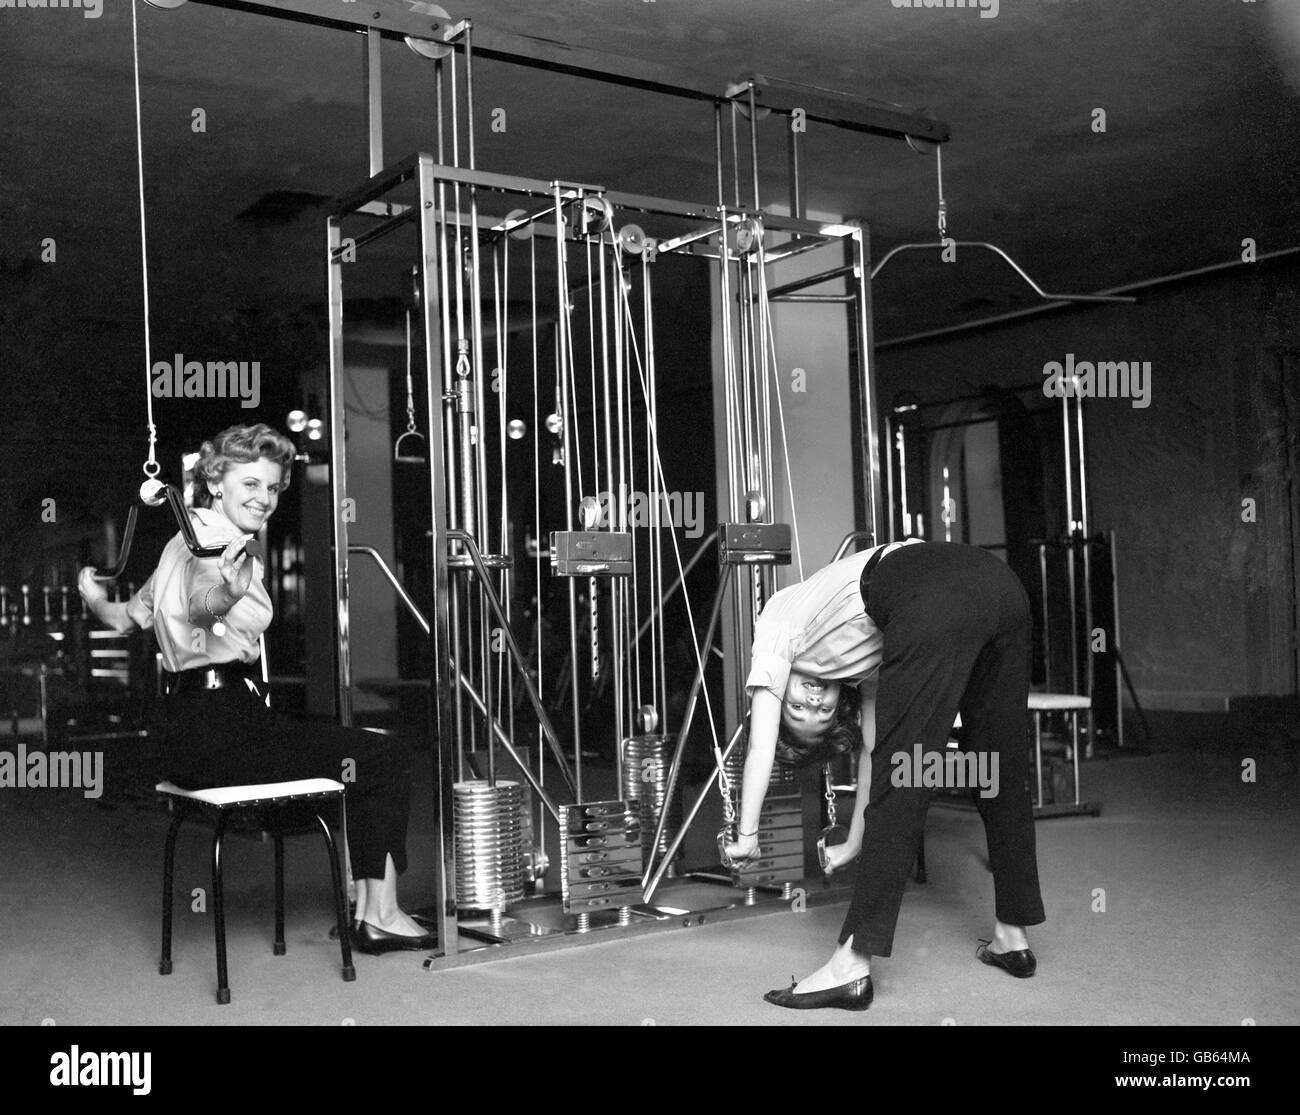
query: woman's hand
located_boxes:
[76,566,109,613]
[822,838,861,875]
[724,831,760,865]
[217,535,256,603]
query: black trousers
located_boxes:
[839,542,1045,957]
[160,680,413,880]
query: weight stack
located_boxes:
[621,733,682,860]
[453,779,526,911]
[727,745,802,888]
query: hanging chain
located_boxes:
[716,748,737,827]
[823,763,837,828]
[403,310,418,435]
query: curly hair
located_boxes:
[771,681,863,769]
[192,424,296,509]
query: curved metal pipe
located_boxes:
[92,504,139,582]
[93,483,263,582]
[871,241,1137,304]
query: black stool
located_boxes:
[157,777,356,1005]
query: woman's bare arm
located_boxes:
[725,687,782,859]
[77,568,137,635]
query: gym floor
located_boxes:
[1,719,1295,1027]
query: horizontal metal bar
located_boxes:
[329,154,424,219]
[878,244,1300,350]
[187,0,448,36]
[187,3,948,141]
[765,264,857,300]
[330,158,865,248]
[769,293,856,303]
[732,73,950,143]
[332,207,417,258]
[910,407,1055,434]
[891,381,1046,413]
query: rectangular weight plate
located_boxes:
[564,877,644,901]
[567,893,633,914]
[566,852,642,878]
[720,522,792,565]
[561,826,642,852]
[569,800,636,819]
[567,847,643,872]
[570,844,643,864]
[562,811,640,836]
[734,869,803,887]
[732,853,805,875]
[571,864,642,882]
[550,531,634,576]
[746,839,804,858]
[758,806,802,825]
[758,822,802,839]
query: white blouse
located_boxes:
[126,506,271,672]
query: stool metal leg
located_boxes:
[160,809,185,976]
[315,808,356,982]
[1033,712,1044,810]
[273,827,286,956]
[212,810,231,1005]
[1071,712,1082,807]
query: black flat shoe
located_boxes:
[327,919,362,942]
[764,975,873,1011]
[975,939,1036,978]
[350,920,437,956]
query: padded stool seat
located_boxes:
[157,778,346,807]
[156,777,355,1004]
[1027,693,1092,712]
[1027,693,1090,812]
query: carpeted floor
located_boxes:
[1,736,1296,1026]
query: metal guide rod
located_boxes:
[416,160,458,956]
[849,227,884,542]
[447,530,580,801]
[453,664,562,823]
[641,561,734,888]
[1077,394,1095,717]
[325,213,354,729]
[1062,394,1079,693]
[1109,530,1124,749]
[642,722,746,906]
[365,28,383,177]
[884,414,897,543]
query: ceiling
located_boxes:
[2,0,1300,499]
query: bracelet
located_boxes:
[738,828,757,837]
[203,584,229,636]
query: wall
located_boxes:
[875,256,1300,710]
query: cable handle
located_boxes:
[92,483,262,584]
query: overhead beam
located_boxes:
[182,0,950,143]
